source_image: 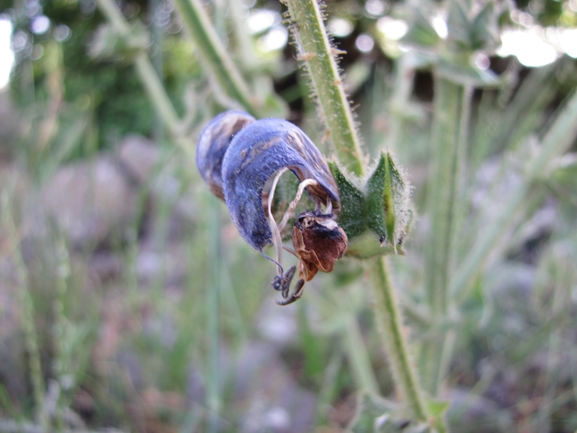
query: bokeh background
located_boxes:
[1,0,577,432]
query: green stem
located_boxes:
[96,0,180,134]
[420,76,468,397]
[451,89,577,301]
[285,0,364,176]
[285,0,436,426]
[207,197,221,432]
[172,0,257,116]
[4,210,47,429]
[370,257,429,422]
[425,77,463,316]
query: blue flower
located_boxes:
[197,111,347,305]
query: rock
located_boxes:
[41,157,137,248]
[116,134,160,185]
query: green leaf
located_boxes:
[348,391,433,433]
[470,2,501,51]
[401,10,441,49]
[425,398,450,432]
[546,153,577,204]
[447,0,472,51]
[330,152,412,257]
[436,57,500,86]
[426,399,450,417]
[347,391,397,433]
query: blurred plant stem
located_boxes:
[172,0,258,116]
[284,0,435,427]
[451,89,577,303]
[370,258,430,422]
[96,0,180,135]
[207,196,221,432]
[421,78,471,396]
[2,198,47,429]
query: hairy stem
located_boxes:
[370,257,429,422]
[285,0,434,425]
[285,0,364,176]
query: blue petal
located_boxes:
[196,111,256,199]
[222,118,339,251]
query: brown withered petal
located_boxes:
[292,211,348,281]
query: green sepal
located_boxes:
[346,232,397,259]
[330,160,366,238]
[329,151,412,257]
[365,153,389,242]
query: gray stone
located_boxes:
[41,157,137,247]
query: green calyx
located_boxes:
[330,150,412,259]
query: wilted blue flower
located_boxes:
[197,111,347,305]
[221,118,340,251]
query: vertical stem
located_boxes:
[384,55,415,153]
[4,211,47,428]
[421,76,467,396]
[207,197,221,432]
[149,0,165,142]
[285,0,365,176]
[425,77,462,316]
[284,1,438,427]
[370,257,429,422]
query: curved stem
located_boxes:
[173,0,258,116]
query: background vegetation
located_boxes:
[1,0,577,432]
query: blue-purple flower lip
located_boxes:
[221,117,339,251]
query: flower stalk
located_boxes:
[285,0,433,425]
